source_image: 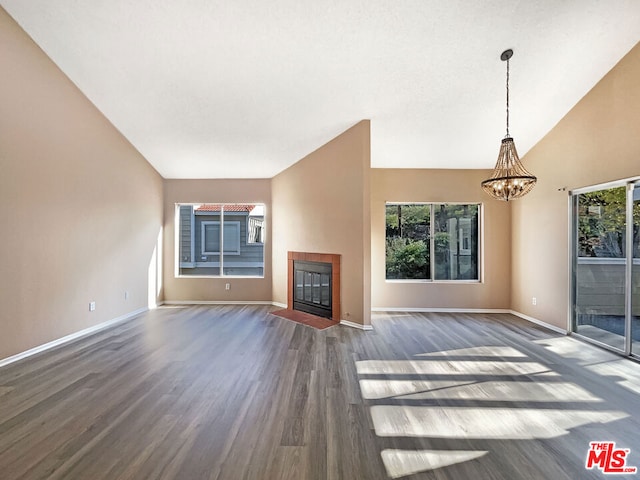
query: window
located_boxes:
[433,204,479,280]
[177,203,265,277]
[202,221,240,255]
[386,203,480,281]
[385,204,431,279]
[247,216,264,244]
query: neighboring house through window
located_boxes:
[177,203,265,277]
[202,221,241,255]
[247,216,264,244]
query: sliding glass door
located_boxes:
[572,180,640,357]
[632,184,640,357]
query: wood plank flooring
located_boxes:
[1,305,639,479]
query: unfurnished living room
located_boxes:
[1,2,640,479]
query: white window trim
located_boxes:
[570,176,640,195]
[190,206,195,262]
[175,203,266,279]
[384,202,482,282]
[180,261,264,268]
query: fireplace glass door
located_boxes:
[293,261,332,318]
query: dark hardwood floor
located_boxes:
[1,305,639,479]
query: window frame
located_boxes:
[385,202,482,283]
[175,203,265,279]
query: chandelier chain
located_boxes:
[506,57,510,136]
[481,49,537,201]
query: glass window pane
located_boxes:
[385,204,430,280]
[178,203,265,277]
[433,204,479,280]
[577,188,627,258]
[574,187,626,350]
[221,204,265,277]
[222,222,240,254]
[179,204,222,276]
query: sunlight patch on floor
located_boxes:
[356,359,550,376]
[359,379,603,402]
[370,406,627,439]
[533,336,617,364]
[414,346,527,358]
[358,340,637,477]
[534,336,640,395]
[381,449,488,478]
[585,361,640,395]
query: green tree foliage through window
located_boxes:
[385,204,430,279]
[386,203,479,280]
[577,187,640,258]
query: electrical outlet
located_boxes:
[89,301,96,311]
[225,283,230,290]
[532,297,537,306]
[124,291,129,300]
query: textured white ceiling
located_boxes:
[2,1,639,178]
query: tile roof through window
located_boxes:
[195,205,255,212]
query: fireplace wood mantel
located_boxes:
[287,251,341,321]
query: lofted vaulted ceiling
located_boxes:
[2,1,639,178]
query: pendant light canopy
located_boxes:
[481,49,536,201]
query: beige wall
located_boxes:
[272,121,371,325]
[371,169,511,309]
[511,42,640,330]
[3,0,635,359]
[163,179,272,302]
[0,8,164,359]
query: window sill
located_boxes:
[175,275,265,279]
[385,279,482,284]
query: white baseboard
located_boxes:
[0,307,148,369]
[271,302,287,308]
[509,310,569,335]
[340,319,374,331]
[372,307,511,314]
[371,307,568,335]
[162,300,277,306]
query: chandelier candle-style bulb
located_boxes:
[481,49,537,201]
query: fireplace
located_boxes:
[288,252,340,321]
[293,260,332,318]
